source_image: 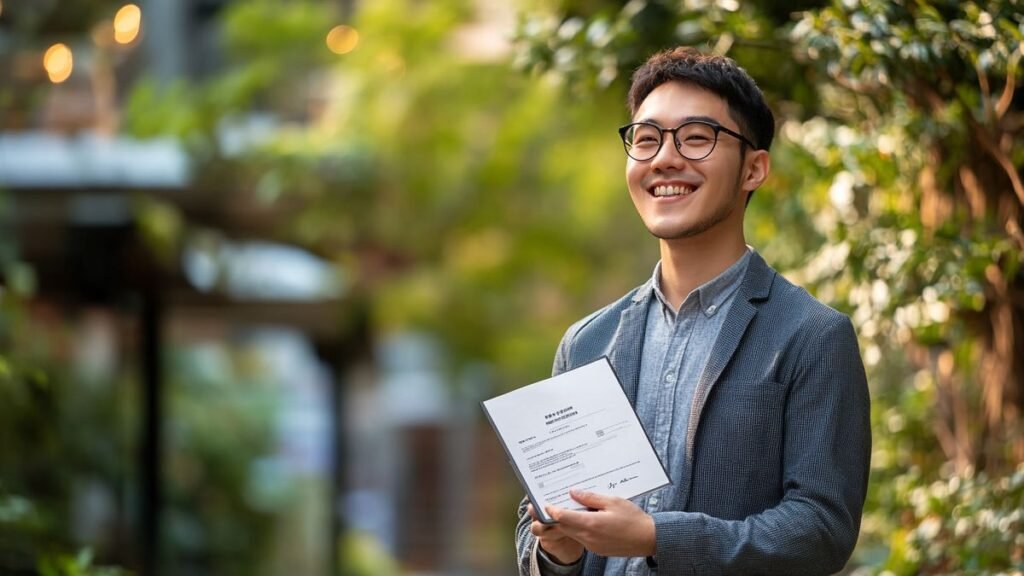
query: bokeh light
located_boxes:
[326,25,359,55]
[43,43,73,83]
[113,4,142,44]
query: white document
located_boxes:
[482,357,669,524]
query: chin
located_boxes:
[647,225,695,240]
[641,217,690,238]
[646,218,722,241]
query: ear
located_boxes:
[741,149,770,194]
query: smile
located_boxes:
[650,184,696,197]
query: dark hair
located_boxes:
[627,47,775,152]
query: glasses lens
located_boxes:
[677,122,717,160]
[624,123,662,160]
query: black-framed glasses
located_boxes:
[617,120,756,162]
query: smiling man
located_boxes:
[514,47,871,575]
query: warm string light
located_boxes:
[39,4,143,86]
[326,25,359,55]
[113,4,142,44]
[43,43,73,83]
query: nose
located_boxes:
[649,132,688,171]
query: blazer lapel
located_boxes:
[684,252,775,461]
[608,287,651,406]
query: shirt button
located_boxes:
[650,497,659,506]
[707,304,717,314]
[665,373,676,382]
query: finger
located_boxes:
[529,503,561,523]
[569,488,614,509]
[531,520,569,538]
[530,520,550,537]
[547,505,591,529]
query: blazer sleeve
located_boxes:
[649,315,871,575]
[514,496,538,576]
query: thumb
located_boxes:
[569,488,612,509]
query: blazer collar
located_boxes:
[735,249,773,304]
[630,277,656,304]
[613,251,775,408]
[630,248,769,305]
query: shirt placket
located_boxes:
[625,302,695,576]
[650,302,694,512]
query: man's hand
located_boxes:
[544,489,656,558]
[528,504,585,564]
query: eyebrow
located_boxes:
[634,115,723,127]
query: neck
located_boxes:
[658,233,747,310]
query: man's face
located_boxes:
[626,81,753,243]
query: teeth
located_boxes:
[652,185,694,197]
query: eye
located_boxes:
[630,125,661,145]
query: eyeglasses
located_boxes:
[617,120,756,162]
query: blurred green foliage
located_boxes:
[875,464,1024,574]
[0,188,134,573]
[37,549,128,576]
[337,531,401,576]
[160,345,280,576]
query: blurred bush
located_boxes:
[37,549,128,576]
[876,465,1024,574]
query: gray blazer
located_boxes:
[516,252,871,575]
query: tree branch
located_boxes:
[956,93,1024,207]
[995,50,1021,121]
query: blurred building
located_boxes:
[0,1,518,575]
[1,1,354,575]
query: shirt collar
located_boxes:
[648,248,752,317]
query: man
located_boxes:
[515,47,871,575]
